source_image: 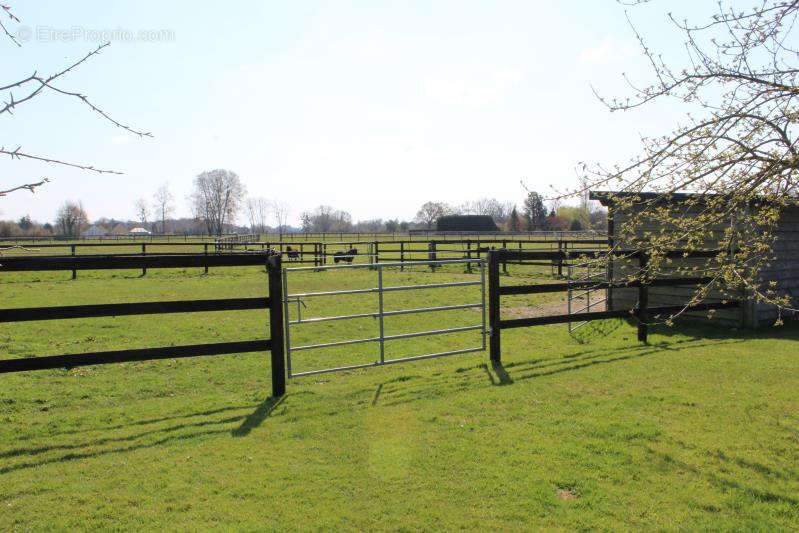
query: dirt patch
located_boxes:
[503,297,607,319]
[556,488,580,501]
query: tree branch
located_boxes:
[0,177,49,196]
[1,146,122,174]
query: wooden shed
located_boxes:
[591,191,799,328]
[436,215,499,232]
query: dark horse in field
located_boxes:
[285,245,300,261]
[333,247,358,264]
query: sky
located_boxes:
[2,1,724,226]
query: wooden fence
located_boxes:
[0,252,287,397]
[1,238,608,277]
[0,230,606,245]
[485,249,741,363]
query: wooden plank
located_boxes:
[638,254,649,343]
[267,254,286,397]
[0,297,270,323]
[0,252,275,272]
[487,251,501,363]
[0,339,271,373]
[499,277,714,296]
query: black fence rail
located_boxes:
[0,252,287,397]
[0,231,607,245]
[2,238,609,277]
[486,249,741,362]
[303,238,608,273]
[0,234,228,243]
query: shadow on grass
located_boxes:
[44,404,253,438]
[481,361,514,386]
[372,383,383,406]
[0,414,247,461]
[231,396,285,437]
[648,319,799,341]
[497,332,748,382]
[0,425,233,476]
[646,446,799,507]
[371,336,746,407]
[509,339,745,382]
[711,449,799,483]
[0,396,289,475]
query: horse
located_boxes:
[285,245,300,261]
[333,247,358,264]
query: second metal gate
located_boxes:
[283,258,486,377]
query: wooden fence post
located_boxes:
[141,244,147,276]
[487,250,501,363]
[400,242,405,271]
[71,244,77,280]
[267,254,286,398]
[429,240,437,271]
[204,244,209,274]
[637,252,649,344]
[466,242,472,273]
[502,240,508,274]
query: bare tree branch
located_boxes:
[0,4,20,47]
[1,146,122,174]
[0,177,49,196]
[1,42,152,137]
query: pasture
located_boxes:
[1,253,798,530]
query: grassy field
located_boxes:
[1,261,798,530]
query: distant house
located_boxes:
[110,224,129,236]
[81,225,107,237]
[129,227,151,236]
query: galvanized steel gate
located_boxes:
[282,259,486,377]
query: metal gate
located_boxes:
[567,256,609,337]
[282,258,486,377]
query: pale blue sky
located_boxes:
[3,1,720,225]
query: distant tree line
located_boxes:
[0,175,606,238]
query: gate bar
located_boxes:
[285,258,483,272]
[288,280,481,299]
[480,260,487,351]
[288,303,483,325]
[281,266,292,378]
[381,280,481,292]
[292,325,482,352]
[292,336,381,352]
[377,266,385,363]
[291,347,485,378]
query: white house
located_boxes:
[81,225,107,237]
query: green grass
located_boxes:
[1,263,798,530]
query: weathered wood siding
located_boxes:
[607,204,799,328]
